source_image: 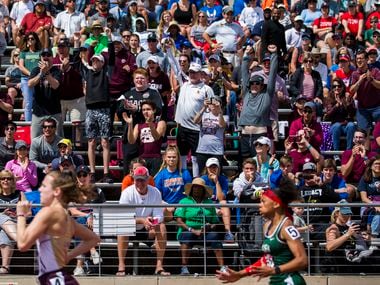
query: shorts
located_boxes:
[176,126,200,156]
[122,228,154,247]
[61,97,86,123]
[179,230,222,249]
[0,214,15,246]
[38,269,79,285]
[85,108,111,139]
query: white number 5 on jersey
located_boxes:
[285,226,301,240]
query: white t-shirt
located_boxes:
[119,184,163,230]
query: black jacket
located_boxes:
[288,67,323,99]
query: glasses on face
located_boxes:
[77,173,88,178]
[374,35,379,38]
[251,82,262,86]
[303,109,313,114]
[371,20,378,23]
[147,39,157,43]
[6,127,15,131]
[332,84,342,89]
[179,59,188,63]
[43,125,55,129]
[255,143,263,147]
[198,15,206,18]
[0,177,12,181]
[41,53,52,57]
[122,34,131,38]
[14,54,19,57]
[354,136,365,139]
[28,37,35,41]
[304,59,313,63]
[58,145,68,149]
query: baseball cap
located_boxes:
[254,136,271,147]
[147,55,159,64]
[304,101,316,110]
[302,34,311,40]
[263,53,271,61]
[76,165,90,174]
[209,54,221,62]
[189,62,202,72]
[181,40,192,48]
[201,68,212,76]
[303,162,317,172]
[337,199,353,215]
[91,54,104,62]
[57,138,72,148]
[348,0,357,6]
[339,54,350,61]
[250,74,264,84]
[222,6,233,14]
[59,155,74,165]
[321,2,329,8]
[136,17,145,24]
[133,166,149,180]
[40,48,52,56]
[35,0,46,6]
[294,15,303,22]
[206,157,220,168]
[15,140,28,150]
[147,32,158,41]
[374,29,380,35]
[57,38,70,47]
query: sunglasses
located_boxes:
[58,144,68,149]
[122,34,131,38]
[198,15,206,18]
[304,59,313,63]
[0,177,12,181]
[179,60,188,63]
[14,54,20,57]
[41,53,52,57]
[43,125,55,129]
[28,37,35,41]
[303,109,313,114]
[77,173,88,178]
[147,39,157,43]
[6,127,15,131]
[251,82,262,86]
[332,84,342,89]
[255,143,263,147]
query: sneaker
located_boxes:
[334,155,341,166]
[98,174,114,184]
[224,231,234,243]
[73,266,85,276]
[180,266,190,275]
[91,250,102,265]
[219,266,228,273]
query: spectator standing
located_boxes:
[203,6,245,67]
[53,0,86,40]
[175,62,215,177]
[29,117,62,181]
[84,20,109,55]
[28,48,63,139]
[0,122,17,170]
[88,0,111,28]
[19,32,42,122]
[5,140,37,192]
[350,50,380,132]
[117,166,170,276]
[170,0,196,36]
[136,32,168,73]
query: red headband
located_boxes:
[263,190,293,221]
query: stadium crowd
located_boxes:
[0,0,379,277]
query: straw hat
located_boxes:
[184,178,213,198]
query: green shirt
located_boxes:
[85,34,109,55]
[174,196,219,240]
[262,217,306,285]
[19,51,40,77]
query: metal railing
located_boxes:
[1,202,379,276]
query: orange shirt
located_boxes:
[121,175,155,191]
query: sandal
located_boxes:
[116,270,125,276]
[155,269,171,276]
[0,266,9,274]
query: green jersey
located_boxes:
[261,217,306,285]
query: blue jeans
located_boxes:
[371,214,380,236]
[21,77,34,122]
[356,106,380,130]
[330,122,356,150]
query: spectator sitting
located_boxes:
[0,170,20,274]
[321,158,356,202]
[358,155,380,238]
[252,136,279,183]
[117,166,170,276]
[175,177,226,275]
[289,101,323,150]
[285,129,324,175]
[201,157,234,243]
[233,158,264,200]
[269,155,296,188]
[0,121,17,170]
[84,20,109,55]
[121,158,155,191]
[50,139,84,171]
[5,140,37,192]
[341,129,377,184]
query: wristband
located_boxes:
[307,144,312,150]
[17,214,26,217]
[274,265,281,274]
[188,227,192,232]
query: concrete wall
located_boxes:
[2,276,380,285]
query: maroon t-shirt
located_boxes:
[351,68,380,109]
[137,122,162,158]
[148,71,171,103]
[288,149,315,174]
[341,149,377,183]
[371,121,380,153]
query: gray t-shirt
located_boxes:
[29,135,62,169]
[196,110,227,155]
[205,19,244,52]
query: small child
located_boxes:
[292,198,314,242]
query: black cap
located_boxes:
[147,32,158,41]
[348,0,357,6]
[250,75,264,84]
[40,48,52,56]
[57,38,70,47]
[76,165,90,174]
[59,155,74,165]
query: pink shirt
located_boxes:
[302,73,315,100]
[5,159,38,192]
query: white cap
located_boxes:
[147,55,159,64]
[206,157,220,168]
[294,15,303,22]
[189,62,202,72]
[254,136,271,147]
[91,54,104,62]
